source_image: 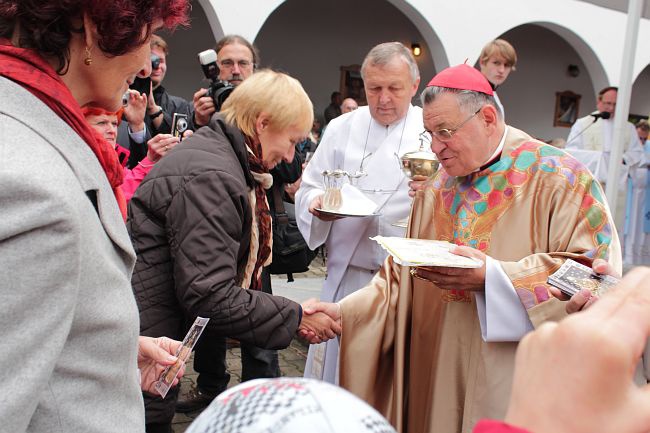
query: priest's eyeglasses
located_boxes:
[429,108,481,142]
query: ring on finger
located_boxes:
[410,268,429,282]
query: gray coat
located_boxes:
[0,77,144,433]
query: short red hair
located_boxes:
[82,106,124,126]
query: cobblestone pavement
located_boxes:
[171,256,326,432]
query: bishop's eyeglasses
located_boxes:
[428,108,481,142]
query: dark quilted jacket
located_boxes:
[128,115,301,348]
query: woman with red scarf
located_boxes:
[0,1,188,432]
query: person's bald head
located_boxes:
[340,98,358,114]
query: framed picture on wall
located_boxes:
[554,91,581,127]
[629,113,648,125]
[340,65,366,105]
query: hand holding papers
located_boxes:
[154,317,209,398]
[549,258,620,314]
[373,237,487,291]
[371,236,483,268]
[547,258,619,298]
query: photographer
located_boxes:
[192,35,257,127]
[124,34,193,168]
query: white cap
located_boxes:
[185,378,396,433]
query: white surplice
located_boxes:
[625,141,650,265]
[566,114,644,244]
[295,105,422,383]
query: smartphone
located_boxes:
[172,113,189,140]
[130,76,151,98]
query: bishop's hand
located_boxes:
[297,299,342,344]
[412,245,487,291]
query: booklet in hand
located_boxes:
[371,236,483,268]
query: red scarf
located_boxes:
[0,40,127,219]
[245,136,273,290]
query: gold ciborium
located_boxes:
[400,131,439,179]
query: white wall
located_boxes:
[632,64,650,118]
[254,0,437,120]
[159,0,650,137]
[498,24,597,141]
[158,4,217,102]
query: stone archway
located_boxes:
[490,23,607,141]
[631,63,650,120]
[254,0,444,117]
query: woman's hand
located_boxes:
[138,336,184,395]
[146,134,180,163]
[297,299,342,344]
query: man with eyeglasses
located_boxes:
[320,64,621,432]
[295,42,423,384]
[192,35,257,128]
[565,87,644,264]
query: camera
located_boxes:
[172,113,189,140]
[198,49,234,112]
[151,53,161,71]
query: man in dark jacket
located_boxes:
[323,91,342,124]
[124,34,193,168]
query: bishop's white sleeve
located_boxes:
[475,256,533,342]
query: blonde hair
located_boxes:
[220,69,313,137]
[479,39,517,69]
[151,34,169,55]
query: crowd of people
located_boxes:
[2,1,650,433]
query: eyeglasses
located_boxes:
[218,59,253,69]
[429,108,481,142]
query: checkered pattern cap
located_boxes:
[426,64,494,96]
[185,378,397,433]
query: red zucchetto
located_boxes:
[426,64,494,96]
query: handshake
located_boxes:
[296,299,342,344]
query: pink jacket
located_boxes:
[122,157,155,202]
[473,420,531,433]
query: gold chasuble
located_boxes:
[338,127,621,433]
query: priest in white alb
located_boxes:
[565,86,644,250]
[295,42,423,383]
